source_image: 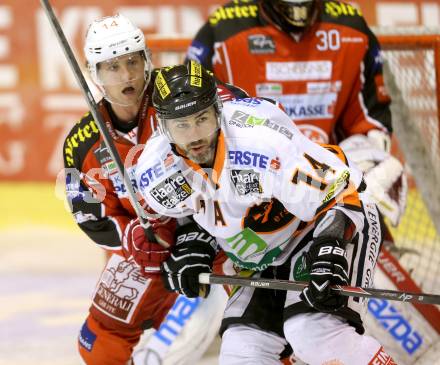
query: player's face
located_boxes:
[97,52,146,106]
[274,0,315,27]
[165,106,219,165]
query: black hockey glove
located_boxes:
[161,222,217,298]
[300,237,349,313]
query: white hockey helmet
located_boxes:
[84,14,152,86]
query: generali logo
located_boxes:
[93,260,144,321]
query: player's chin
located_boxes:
[189,147,214,165]
[117,92,141,105]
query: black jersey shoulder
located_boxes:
[208,0,263,42]
[219,80,249,99]
[320,0,370,34]
[150,68,160,84]
[63,111,101,169]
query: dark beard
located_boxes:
[187,131,219,166]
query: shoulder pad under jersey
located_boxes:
[320,0,369,34]
[217,81,249,101]
[207,0,261,40]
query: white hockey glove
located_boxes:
[339,130,407,226]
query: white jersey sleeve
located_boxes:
[223,98,365,223]
[135,133,195,218]
[273,130,364,222]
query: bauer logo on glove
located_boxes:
[161,222,218,298]
[300,237,349,312]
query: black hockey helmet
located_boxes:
[153,61,221,120]
[152,61,222,144]
[260,0,318,33]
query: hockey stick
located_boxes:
[199,273,440,305]
[40,0,163,243]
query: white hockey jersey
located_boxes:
[136,98,365,271]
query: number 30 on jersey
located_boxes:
[316,30,341,51]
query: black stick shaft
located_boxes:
[199,273,440,305]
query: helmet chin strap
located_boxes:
[206,128,221,168]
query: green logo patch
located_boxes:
[225,228,282,270]
[293,255,310,281]
[246,115,266,126]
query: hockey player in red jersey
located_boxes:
[63,14,243,365]
[62,14,179,364]
[186,0,407,233]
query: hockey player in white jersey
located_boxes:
[136,61,397,364]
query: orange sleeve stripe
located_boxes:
[340,183,362,208]
[314,182,362,222]
[318,143,348,165]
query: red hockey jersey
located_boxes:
[186,0,392,144]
